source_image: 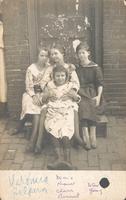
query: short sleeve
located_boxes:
[95,66,104,87]
[25,68,35,97]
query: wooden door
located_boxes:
[27,0,103,66]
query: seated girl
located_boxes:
[43,65,80,170]
[35,44,83,154]
[11,47,53,152]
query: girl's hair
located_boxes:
[51,43,65,55]
[53,64,69,80]
[37,46,50,56]
[76,42,90,54]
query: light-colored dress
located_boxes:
[44,81,79,139]
[0,21,7,103]
[20,63,52,119]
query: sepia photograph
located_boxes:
[0,0,126,200]
[0,0,126,198]
[0,0,126,171]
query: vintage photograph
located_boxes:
[0,0,126,171]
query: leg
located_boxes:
[50,134,61,161]
[62,136,77,170]
[74,110,83,147]
[82,124,91,150]
[62,136,71,163]
[89,126,97,149]
[26,114,40,152]
[47,134,61,170]
[35,107,47,154]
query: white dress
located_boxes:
[45,81,79,139]
[20,63,52,119]
[0,21,7,103]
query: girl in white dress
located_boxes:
[11,48,52,152]
[35,44,83,154]
[43,65,80,170]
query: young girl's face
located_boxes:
[50,48,64,64]
[38,50,48,65]
[54,71,66,86]
[77,49,90,62]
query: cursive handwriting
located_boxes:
[8,173,48,197]
[56,175,80,199]
[9,173,48,186]
[88,182,102,195]
[58,192,80,199]
[13,185,47,197]
[56,175,75,187]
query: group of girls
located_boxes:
[11,42,104,170]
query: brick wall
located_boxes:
[2,0,126,117]
[3,0,30,118]
[103,0,126,115]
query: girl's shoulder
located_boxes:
[88,62,103,75]
[26,63,37,74]
[27,63,36,70]
[88,61,98,67]
[89,62,102,72]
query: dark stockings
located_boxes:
[26,114,40,152]
[74,110,84,147]
[62,136,71,163]
[35,107,47,153]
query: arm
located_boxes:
[25,68,35,97]
[25,67,41,106]
[69,64,80,92]
[42,85,57,103]
[42,87,50,103]
[93,66,104,106]
[61,84,81,102]
[97,86,103,99]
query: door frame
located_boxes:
[27,0,103,67]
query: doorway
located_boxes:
[27,0,103,66]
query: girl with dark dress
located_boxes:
[76,42,104,150]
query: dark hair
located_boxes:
[37,46,50,56]
[76,42,90,54]
[53,64,68,80]
[51,43,65,55]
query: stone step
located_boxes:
[24,115,108,139]
[96,115,108,137]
